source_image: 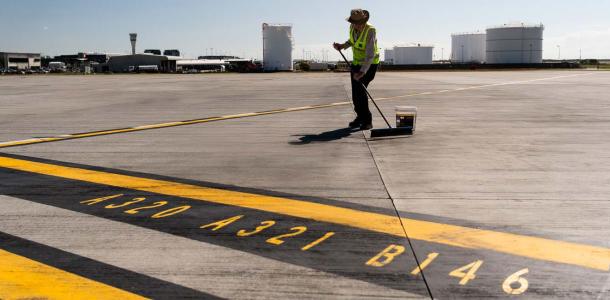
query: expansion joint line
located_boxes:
[361,132,434,300]
[342,79,434,299]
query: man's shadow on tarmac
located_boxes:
[289,127,359,145]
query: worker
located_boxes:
[333,8,380,130]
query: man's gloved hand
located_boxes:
[353,71,365,81]
[333,42,345,51]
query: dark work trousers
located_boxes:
[350,64,378,124]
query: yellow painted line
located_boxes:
[0,248,146,300]
[0,102,350,149]
[132,121,185,130]
[70,128,138,138]
[0,138,62,148]
[0,72,595,149]
[1,156,609,271]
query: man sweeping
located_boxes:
[333,8,380,130]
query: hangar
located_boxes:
[0,52,41,70]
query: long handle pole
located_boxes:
[338,50,392,128]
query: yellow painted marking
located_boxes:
[151,205,191,219]
[124,201,167,214]
[266,226,308,245]
[80,194,124,205]
[200,215,244,231]
[0,73,593,149]
[237,220,276,237]
[105,197,146,209]
[503,268,529,295]
[132,122,184,130]
[0,248,146,300]
[366,244,406,267]
[411,252,439,275]
[0,138,60,148]
[449,260,484,285]
[1,156,610,271]
[301,232,335,251]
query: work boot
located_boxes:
[359,123,373,130]
[348,119,361,128]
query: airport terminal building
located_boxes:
[100,54,228,73]
[0,52,41,70]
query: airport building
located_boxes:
[0,52,41,70]
[392,44,434,65]
[104,54,175,72]
[96,33,228,73]
[381,44,434,65]
[48,52,117,72]
[52,53,114,65]
[101,54,229,73]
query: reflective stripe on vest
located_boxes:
[349,24,380,66]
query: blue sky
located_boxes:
[1,0,609,60]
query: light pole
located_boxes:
[557,45,561,60]
[441,48,444,62]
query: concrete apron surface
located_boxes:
[0,71,609,299]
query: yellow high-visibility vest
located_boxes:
[349,24,380,66]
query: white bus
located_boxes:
[48,61,67,72]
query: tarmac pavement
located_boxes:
[1,71,609,299]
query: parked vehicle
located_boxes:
[49,61,67,73]
[144,49,162,55]
[163,49,180,57]
[136,65,159,73]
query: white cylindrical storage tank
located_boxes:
[393,44,433,65]
[384,49,394,64]
[486,23,544,64]
[451,32,486,63]
[262,23,294,71]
